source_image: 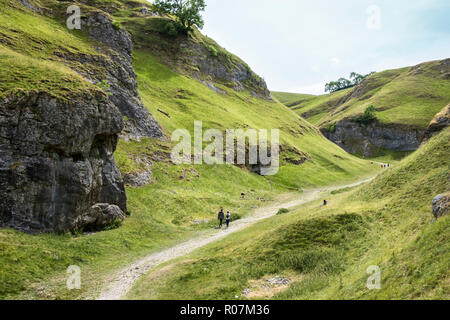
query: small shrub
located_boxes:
[232,213,242,221]
[354,105,377,125]
[112,20,122,30]
[324,123,337,133]
[208,45,218,57]
[277,208,290,215]
[157,19,179,36]
[97,80,112,96]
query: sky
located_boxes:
[196,0,450,94]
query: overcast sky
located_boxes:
[151,0,450,94]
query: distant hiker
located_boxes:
[218,208,225,228]
[323,200,328,206]
[226,211,231,228]
[388,164,390,168]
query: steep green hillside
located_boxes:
[127,128,450,300]
[275,60,450,129]
[0,0,377,299]
[272,92,316,107]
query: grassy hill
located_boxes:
[0,0,379,299]
[127,127,450,300]
[272,92,316,107]
[273,60,450,129]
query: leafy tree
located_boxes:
[153,0,206,32]
[325,71,376,93]
[355,105,377,124]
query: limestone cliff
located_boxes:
[321,120,425,157]
[0,91,126,232]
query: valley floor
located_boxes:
[99,176,377,300]
[124,129,449,300]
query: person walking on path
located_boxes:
[226,211,231,229]
[218,208,225,229]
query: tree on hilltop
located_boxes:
[153,0,206,32]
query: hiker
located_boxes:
[323,200,328,206]
[218,208,225,228]
[226,211,231,228]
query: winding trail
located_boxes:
[97,176,376,300]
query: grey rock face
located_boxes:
[322,119,424,157]
[432,193,450,219]
[18,0,42,13]
[0,92,126,232]
[123,156,153,187]
[423,104,450,142]
[194,53,271,100]
[75,204,125,230]
[123,171,152,187]
[76,12,164,140]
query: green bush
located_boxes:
[355,105,377,125]
[112,20,122,30]
[277,208,290,215]
[156,19,179,36]
[208,45,218,57]
[324,122,337,133]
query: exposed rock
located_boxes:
[194,53,271,100]
[423,104,450,142]
[75,204,125,230]
[321,119,424,157]
[123,171,152,187]
[18,0,42,13]
[432,193,450,219]
[201,81,227,95]
[0,91,126,233]
[139,7,156,16]
[129,21,271,100]
[267,276,291,286]
[54,11,164,141]
[123,156,153,187]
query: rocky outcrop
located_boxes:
[423,104,450,142]
[83,12,164,140]
[0,91,127,232]
[193,53,271,100]
[123,156,153,187]
[18,0,42,13]
[321,119,424,157]
[127,16,271,100]
[432,193,450,219]
[54,11,163,141]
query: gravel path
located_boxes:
[97,177,375,300]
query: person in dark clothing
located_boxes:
[226,211,231,228]
[323,200,328,206]
[218,208,225,228]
